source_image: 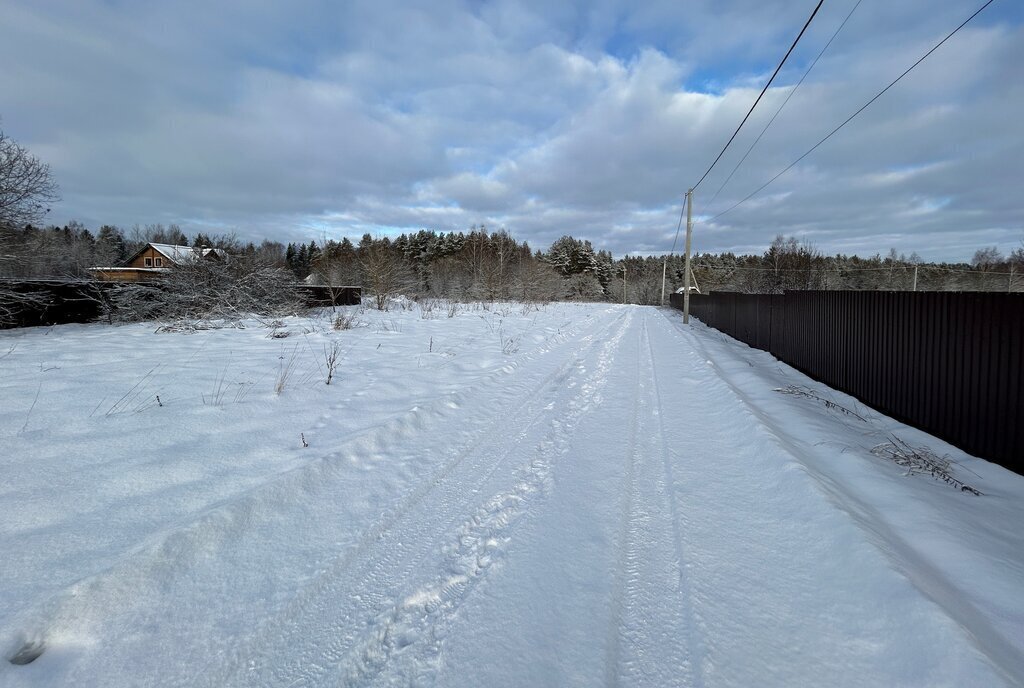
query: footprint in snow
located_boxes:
[8,639,45,665]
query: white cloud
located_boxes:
[0,0,1020,259]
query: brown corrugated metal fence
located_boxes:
[669,291,1024,472]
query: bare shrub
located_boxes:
[275,344,299,395]
[333,310,358,330]
[871,436,982,495]
[154,320,222,333]
[497,324,520,354]
[100,365,162,415]
[774,385,868,422]
[233,381,254,403]
[107,255,304,324]
[374,319,402,333]
[0,282,53,327]
[419,298,438,319]
[774,384,981,495]
[202,367,230,406]
[108,283,165,323]
[323,341,341,385]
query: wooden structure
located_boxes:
[90,243,227,282]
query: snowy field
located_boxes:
[1,302,1023,687]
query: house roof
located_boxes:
[121,243,228,267]
[149,243,227,263]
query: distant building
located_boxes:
[90,243,228,282]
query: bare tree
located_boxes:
[427,256,470,299]
[0,129,60,229]
[488,229,517,300]
[971,246,1003,272]
[310,238,359,311]
[517,257,564,303]
[359,236,413,310]
[1011,243,1024,266]
[1009,242,1024,292]
[755,235,826,293]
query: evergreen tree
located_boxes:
[95,225,127,266]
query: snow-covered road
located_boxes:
[2,304,1022,687]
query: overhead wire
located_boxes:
[691,0,826,192]
[667,199,686,255]
[684,263,1019,276]
[670,0,826,260]
[707,0,998,224]
[706,0,864,208]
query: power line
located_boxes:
[668,200,686,255]
[691,0,826,192]
[707,0,864,207]
[668,0,826,270]
[709,0,998,224]
[687,263,1018,276]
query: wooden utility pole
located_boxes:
[912,265,918,292]
[622,264,627,304]
[682,189,694,324]
[660,259,668,306]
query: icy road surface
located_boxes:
[1,303,1022,687]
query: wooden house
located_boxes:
[90,243,228,282]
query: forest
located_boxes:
[2,221,1021,309]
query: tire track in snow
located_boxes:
[215,310,635,688]
[308,305,620,452]
[207,310,629,686]
[608,311,702,687]
[604,312,641,687]
[6,309,627,685]
[645,312,707,688]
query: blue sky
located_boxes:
[1,0,1021,260]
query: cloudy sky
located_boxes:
[2,0,1021,260]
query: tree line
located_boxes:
[2,221,1023,305]
[683,236,1024,296]
[2,125,1022,322]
